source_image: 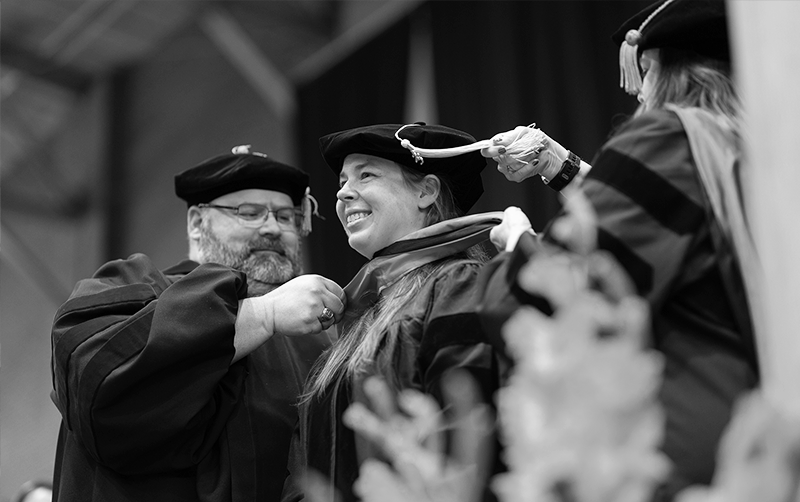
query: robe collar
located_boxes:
[341,212,502,324]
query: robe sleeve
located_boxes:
[51,253,249,475]
[417,262,500,404]
[579,110,707,308]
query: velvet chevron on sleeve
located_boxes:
[582,111,708,305]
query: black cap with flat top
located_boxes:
[613,0,729,94]
[319,122,487,213]
[175,145,309,207]
[612,0,729,61]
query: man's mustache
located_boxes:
[247,238,287,257]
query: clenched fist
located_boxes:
[263,274,346,336]
[234,274,345,361]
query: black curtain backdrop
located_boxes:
[297,0,649,286]
[429,0,648,230]
[296,17,411,286]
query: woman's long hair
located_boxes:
[301,166,487,402]
[637,47,740,131]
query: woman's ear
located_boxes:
[418,175,440,210]
[187,206,204,242]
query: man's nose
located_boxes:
[257,212,282,234]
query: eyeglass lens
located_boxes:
[235,204,299,228]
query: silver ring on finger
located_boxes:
[318,306,335,326]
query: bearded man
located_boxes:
[50,146,343,502]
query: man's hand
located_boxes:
[233,274,345,362]
[262,274,345,336]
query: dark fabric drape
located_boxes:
[295,18,412,286]
[430,0,648,230]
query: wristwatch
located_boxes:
[543,151,581,191]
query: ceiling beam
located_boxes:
[199,7,296,121]
[0,39,93,93]
[2,188,92,221]
[289,0,423,86]
[45,0,138,66]
[1,220,74,305]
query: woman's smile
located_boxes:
[345,211,372,227]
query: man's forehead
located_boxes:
[212,188,295,206]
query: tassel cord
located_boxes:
[301,187,323,236]
[395,124,547,165]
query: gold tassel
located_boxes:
[619,29,643,95]
[301,187,322,236]
[618,0,676,95]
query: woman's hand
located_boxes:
[481,125,569,183]
[490,206,534,252]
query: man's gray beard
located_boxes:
[198,223,302,297]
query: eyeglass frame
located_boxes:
[197,203,302,230]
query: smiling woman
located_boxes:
[281,123,504,502]
[336,153,439,259]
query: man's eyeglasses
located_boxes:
[198,203,301,230]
